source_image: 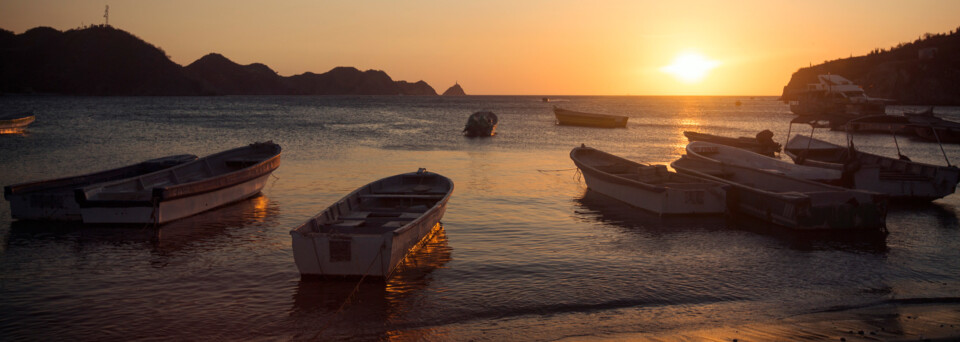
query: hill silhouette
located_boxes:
[0,26,438,96]
[782,27,960,105]
[442,83,466,96]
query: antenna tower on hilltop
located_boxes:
[104,5,109,26]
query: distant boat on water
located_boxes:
[553,107,628,128]
[462,111,498,137]
[290,168,453,279]
[571,145,727,216]
[4,154,197,221]
[0,112,35,132]
[75,141,281,224]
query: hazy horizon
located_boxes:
[3,0,958,96]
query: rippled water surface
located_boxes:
[1,96,959,340]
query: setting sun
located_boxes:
[660,52,720,83]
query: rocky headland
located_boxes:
[782,27,960,105]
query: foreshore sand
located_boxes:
[567,302,960,341]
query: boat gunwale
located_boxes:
[75,142,281,207]
[4,154,197,198]
[291,171,454,238]
[571,146,724,194]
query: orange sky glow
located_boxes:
[2,0,958,95]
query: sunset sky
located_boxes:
[2,0,958,95]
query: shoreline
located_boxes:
[566,301,960,342]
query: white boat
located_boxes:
[685,141,841,185]
[554,107,628,128]
[290,169,453,279]
[4,154,197,221]
[784,135,959,201]
[782,74,888,121]
[75,141,281,224]
[671,154,888,232]
[570,145,727,215]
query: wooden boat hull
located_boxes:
[75,142,282,224]
[0,114,35,129]
[290,170,453,279]
[554,107,628,128]
[671,155,888,232]
[4,154,197,221]
[784,135,959,201]
[571,146,727,215]
[686,141,841,185]
[463,111,498,137]
[912,125,960,143]
[79,173,271,224]
[683,131,781,157]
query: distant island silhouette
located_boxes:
[782,27,960,105]
[0,25,441,96]
[442,83,466,96]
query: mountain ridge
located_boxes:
[0,25,438,96]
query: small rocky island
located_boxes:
[782,28,960,105]
[442,83,467,96]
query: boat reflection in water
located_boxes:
[5,194,279,254]
[291,225,452,340]
[575,190,887,252]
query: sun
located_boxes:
[660,52,720,83]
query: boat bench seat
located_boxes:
[225,158,262,168]
[359,194,445,199]
[330,220,365,228]
[92,191,150,201]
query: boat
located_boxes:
[570,145,727,215]
[0,112,35,132]
[683,130,782,157]
[839,114,913,134]
[74,141,282,224]
[4,154,197,221]
[671,154,888,232]
[553,107,628,128]
[462,111,498,137]
[781,74,887,122]
[903,108,960,143]
[783,135,959,201]
[290,168,453,279]
[685,141,841,185]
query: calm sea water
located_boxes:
[1,95,958,341]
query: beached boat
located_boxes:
[683,130,782,157]
[553,107,628,128]
[570,145,727,215]
[904,109,960,143]
[462,111,498,137]
[784,135,959,201]
[75,141,282,224]
[685,141,841,184]
[0,113,35,131]
[4,154,197,221]
[290,168,453,279]
[671,154,888,232]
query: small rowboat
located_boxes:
[75,141,281,224]
[571,145,727,215]
[0,113,36,131]
[290,169,453,279]
[462,111,498,137]
[685,141,841,185]
[683,130,781,157]
[4,154,197,221]
[553,107,628,128]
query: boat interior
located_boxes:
[310,174,451,235]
